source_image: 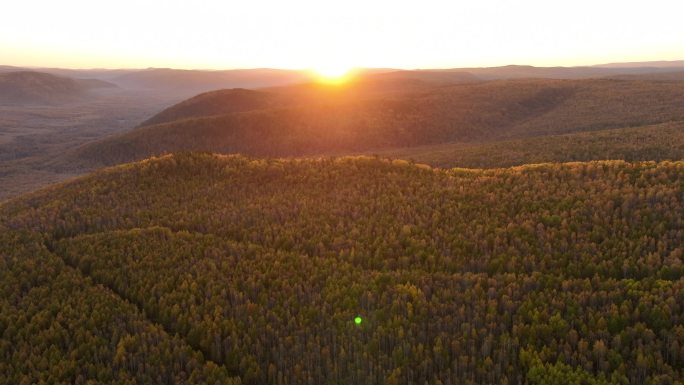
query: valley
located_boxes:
[0,89,179,200]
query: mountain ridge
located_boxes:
[0,71,117,105]
[71,78,684,167]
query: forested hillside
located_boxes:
[140,77,464,127]
[74,78,684,167]
[0,232,240,384]
[140,88,286,126]
[2,153,683,384]
[376,121,684,168]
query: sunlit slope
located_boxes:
[2,153,683,384]
[139,74,472,127]
[75,78,684,166]
[376,121,684,168]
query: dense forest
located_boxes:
[2,153,682,384]
[0,231,240,385]
[72,78,684,167]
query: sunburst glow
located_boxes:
[314,66,353,84]
[316,66,350,79]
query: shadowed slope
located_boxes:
[140,88,285,126]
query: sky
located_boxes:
[1,0,683,71]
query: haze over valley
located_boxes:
[3,62,684,200]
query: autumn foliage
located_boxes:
[1,153,682,384]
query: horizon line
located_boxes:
[2,58,684,72]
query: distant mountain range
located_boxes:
[593,60,684,68]
[2,59,683,98]
[0,71,117,105]
[447,63,684,80]
[110,68,311,94]
[3,59,684,200]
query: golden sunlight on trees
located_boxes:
[1,153,683,384]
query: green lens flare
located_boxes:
[354,316,362,325]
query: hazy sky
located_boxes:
[2,0,682,70]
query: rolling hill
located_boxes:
[73,78,684,167]
[374,121,684,168]
[451,64,684,80]
[0,71,117,105]
[593,59,684,68]
[3,62,684,204]
[139,74,474,127]
[139,88,288,126]
[367,69,480,84]
[1,153,683,384]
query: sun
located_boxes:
[317,66,350,78]
[314,65,353,84]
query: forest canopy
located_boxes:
[1,153,683,385]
